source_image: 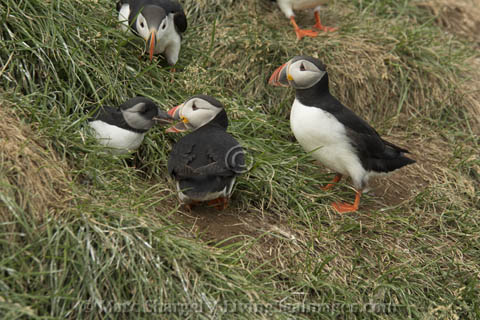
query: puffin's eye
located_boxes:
[161,21,167,30]
[300,63,306,71]
[192,103,198,111]
[140,21,145,28]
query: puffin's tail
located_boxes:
[369,140,416,173]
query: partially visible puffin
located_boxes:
[88,97,172,154]
[117,0,187,65]
[166,95,245,210]
[269,56,415,213]
[271,0,336,40]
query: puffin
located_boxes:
[165,95,245,210]
[269,56,415,213]
[271,0,336,40]
[117,0,187,65]
[88,96,172,154]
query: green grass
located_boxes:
[1,0,479,319]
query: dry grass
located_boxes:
[0,100,73,222]
[416,0,480,46]
[0,0,479,318]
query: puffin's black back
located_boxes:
[296,74,415,173]
[168,112,244,197]
[89,105,148,133]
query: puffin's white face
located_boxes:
[135,13,168,40]
[166,97,223,132]
[134,7,168,60]
[269,57,327,90]
[122,102,156,130]
[286,59,326,89]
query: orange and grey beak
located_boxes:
[268,62,290,87]
[147,29,157,61]
[152,109,173,125]
[166,104,188,133]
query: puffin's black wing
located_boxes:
[88,105,120,123]
[325,95,415,172]
[168,128,243,179]
[156,0,187,33]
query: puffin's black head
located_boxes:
[165,95,228,133]
[134,5,168,61]
[120,97,172,130]
[269,55,328,90]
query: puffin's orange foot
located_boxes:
[313,12,337,32]
[295,28,318,40]
[207,197,229,210]
[313,24,337,32]
[331,190,361,213]
[332,201,358,213]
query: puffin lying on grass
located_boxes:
[117,0,187,65]
[269,56,415,213]
[271,0,336,40]
[166,95,245,210]
[88,97,172,154]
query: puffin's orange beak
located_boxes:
[165,104,188,133]
[268,62,290,87]
[148,30,156,61]
[167,104,181,118]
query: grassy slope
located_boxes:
[1,0,479,319]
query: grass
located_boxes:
[1,0,479,319]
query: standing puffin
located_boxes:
[165,95,245,210]
[117,0,187,65]
[269,56,415,213]
[88,97,172,154]
[271,0,336,40]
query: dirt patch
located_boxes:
[175,205,255,246]
[172,200,304,266]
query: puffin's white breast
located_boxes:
[289,99,365,179]
[89,120,145,154]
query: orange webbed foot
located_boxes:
[313,12,337,32]
[295,28,318,40]
[332,201,358,213]
[207,197,229,210]
[313,24,337,32]
[290,16,318,40]
[332,190,361,213]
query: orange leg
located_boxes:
[321,174,343,191]
[332,190,361,213]
[290,16,318,40]
[207,197,229,210]
[313,11,337,32]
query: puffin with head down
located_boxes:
[166,95,245,210]
[269,55,415,213]
[117,0,187,65]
